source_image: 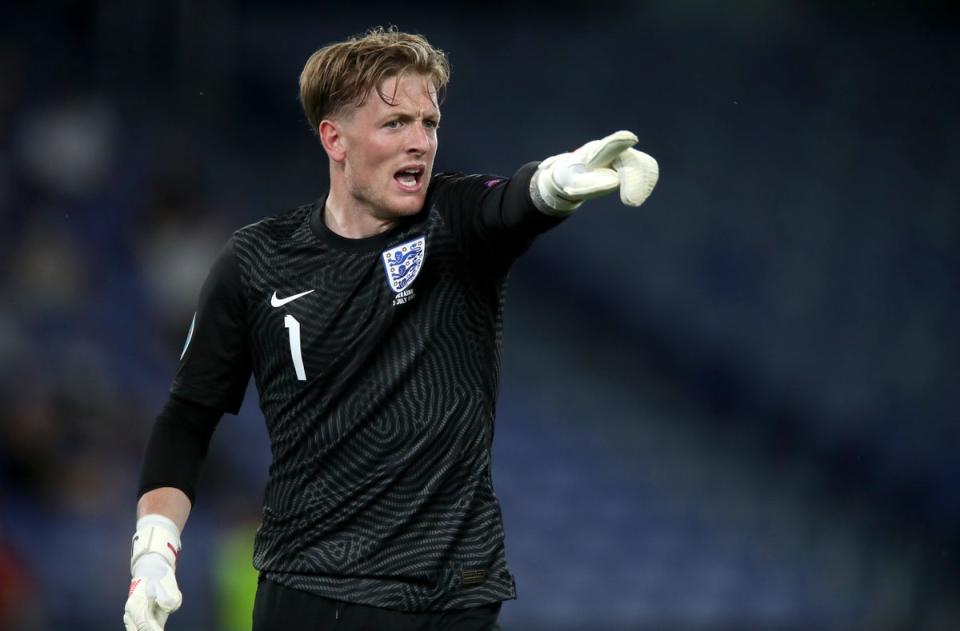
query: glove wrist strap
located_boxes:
[530,168,581,216]
[131,517,181,573]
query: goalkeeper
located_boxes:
[124,26,657,631]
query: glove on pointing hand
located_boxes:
[532,130,659,214]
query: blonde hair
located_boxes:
[299,26,450,134]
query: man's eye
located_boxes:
[425,120,439,129]
[385,120,402,128]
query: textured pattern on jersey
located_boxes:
[229,186,518,611]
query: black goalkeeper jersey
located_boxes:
[169,162,563,611]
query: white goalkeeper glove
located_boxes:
[531,130,659,215]
[124,514,183,631]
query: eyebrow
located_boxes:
[385,110,441,122]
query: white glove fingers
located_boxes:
[533,129,657,214]
[614,148,659,207]
[154,575,183,613]
[124,598,162,631]
[563,168,621,197]
[123,615,163,631]
[583,130,638,169]
[126,549,181,630]
[123,612,158,631]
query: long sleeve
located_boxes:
[428,161,567,266]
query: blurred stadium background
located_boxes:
[1,1,958,629]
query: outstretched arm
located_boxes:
[435,130,659,264]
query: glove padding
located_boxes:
[531,130,659,215]
[124,516,182,631]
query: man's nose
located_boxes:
[406,122,431,154]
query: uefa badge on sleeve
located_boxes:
[381,236,425,306]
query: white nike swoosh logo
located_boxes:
[270,289,315,307]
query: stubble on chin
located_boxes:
[347,181,423,221]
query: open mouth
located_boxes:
[394,165,425,191]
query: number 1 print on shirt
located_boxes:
[284,315,306,381]
[270,290,311,382]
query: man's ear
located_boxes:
[319,119,346,162]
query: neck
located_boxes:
[324,185,396,239]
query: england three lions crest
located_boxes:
[381,236,426,294]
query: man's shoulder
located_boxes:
[231,200,317,248]
[427,171,507,205]
[429,171,465,187]
[428,171,478,192]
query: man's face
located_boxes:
[335,73,440,221]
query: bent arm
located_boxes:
[136,394,223,529]
[125,240,249,630]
